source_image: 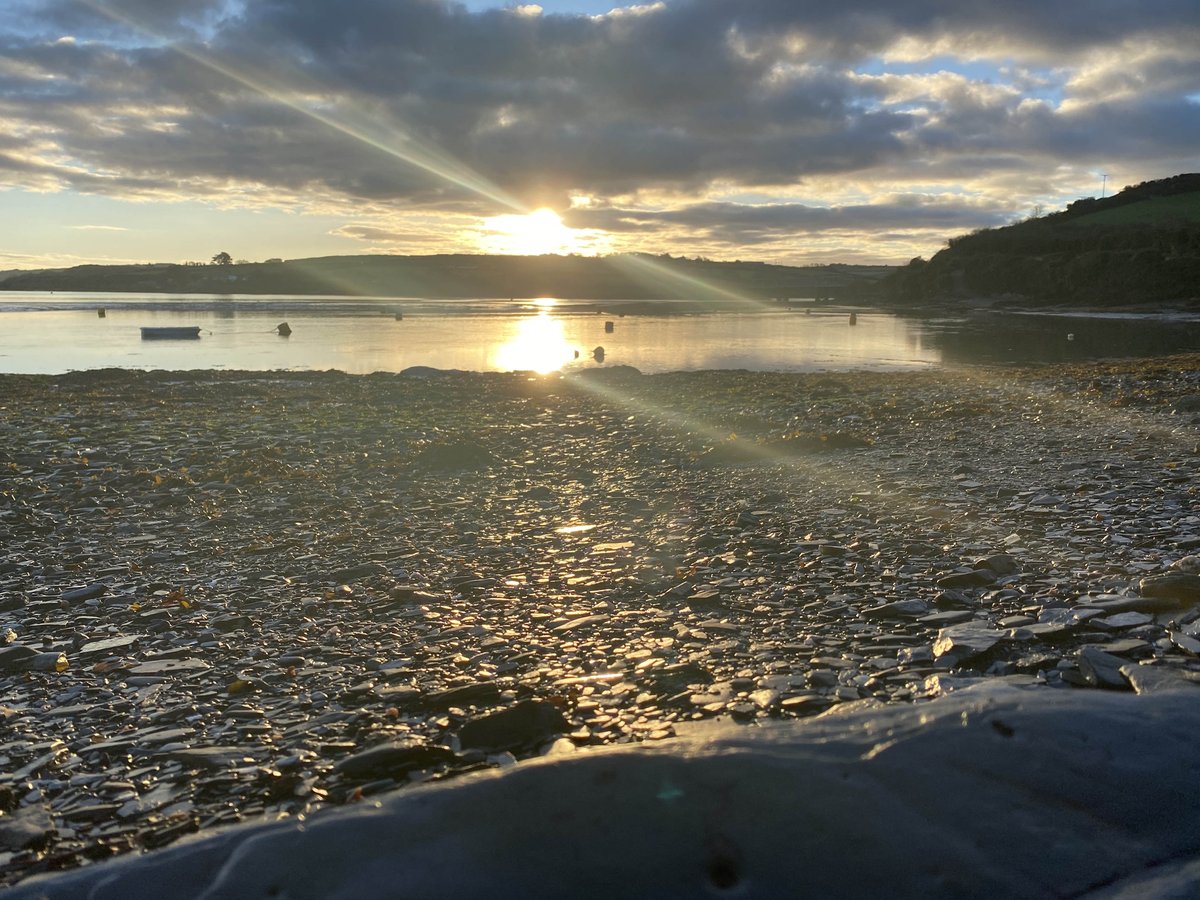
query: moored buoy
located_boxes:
[593,346,605,363]
[276,322,292,337]
[604,321,614,333]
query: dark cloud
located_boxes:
[18,0,233,42]
[331,224,431,243]
[1,0,1197,256]
[568,198,1011,244]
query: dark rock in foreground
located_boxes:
[457,698,570,751]
[9,684,1199,899]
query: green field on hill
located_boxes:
[1070,192,1200,226]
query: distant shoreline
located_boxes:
[0,253,893,304]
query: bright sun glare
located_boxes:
[479,208,594,255]
[493,312,577,374]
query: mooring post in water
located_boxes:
[849,312,857,326]
[276,322,292,337]
[98,308,106,318]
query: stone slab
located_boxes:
[8,684,1200,899]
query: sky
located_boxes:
[1,0,1198,270]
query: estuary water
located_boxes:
[0,292,1197,375]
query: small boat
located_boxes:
[140,326,202,340]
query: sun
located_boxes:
[477,207,604,255]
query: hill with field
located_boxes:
[884,173,1200,308]
[0,253,890,303]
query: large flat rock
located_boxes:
[10,684,1200,899]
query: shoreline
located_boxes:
[5,287,1199,317]
[1,357,1198,886]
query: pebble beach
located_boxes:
[2,355,1200,887]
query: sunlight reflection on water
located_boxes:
[0,293,946,374]
[492,312,578,374]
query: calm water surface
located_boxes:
[0,292,1196,375]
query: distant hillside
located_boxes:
[884,174,1200,308]
[0,253,891,303]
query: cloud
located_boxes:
[566,195,1011,248]
[331,224,430,244]
[0,0,1197,262]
